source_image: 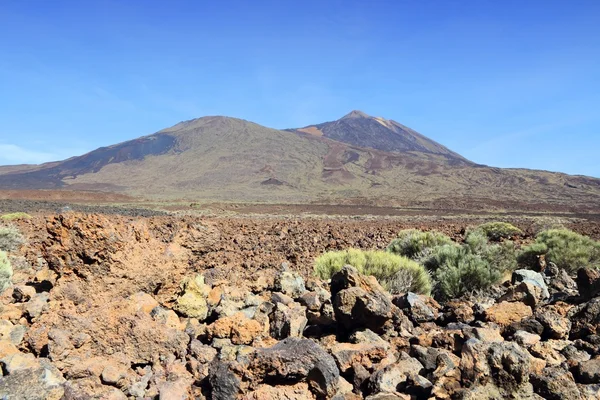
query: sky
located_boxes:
[0,0,599,177]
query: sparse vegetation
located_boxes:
[409,229,517,300]
[434,250,502,300]
[0,225,25,252]
[387,229,454,259]
[471,221,522,241]
[314,249,432,295]
[519,228,600,273]
[1,212,32,221]
[0,251,12,293]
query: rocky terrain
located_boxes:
[0,213,599,399]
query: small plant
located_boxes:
[1,212,32,221]
[518,228,600,273]
[434,251,502,300]
[0,251,12,294]
[387,229,454,259]
[0,225,25,252]
[472,222,522,241]
[314,249,432,295]
[420,231,516,300]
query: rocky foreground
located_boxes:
[0,214,600,399]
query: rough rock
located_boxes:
[269,302,308,339]
[577,268,600,301]
[512,269,550,299]
[0,355,66,400]
[513,330,541,347]
[331,266,393,334]
[535,307,572,339]
[274,268,306,299]
[250,337,340,398]
[173,275,210,319]
[460,339,532,392]
[366,353,423,394]
[570,298,600,339]
[392,292,439,324]
[484,301,533,326]
[530,367,582,400]
[576,359,600,384]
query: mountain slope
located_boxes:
[0,113,599,212]
[287,110,468,163]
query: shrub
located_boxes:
[0,212,32,221]
[421,232,515,300]
[519,228,600,273]
[473,222,522,241]
[387,229,454,259]
[314,249,432,295]
[0,225,25,252]
[435,252,502,300]
[0,251,12,294]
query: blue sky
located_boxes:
[1,0,599,177]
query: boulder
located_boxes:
[250,337,340,398]
[577,268,600,301]
[331,266,393,334]
[173,275,210,320]
[535,307,572,339]
[366,353,423,394]
[274,269,306,299]
[460,339,532,391]
[575,359,600,384]
[392,292,439,324]
[0,355,66,400]
[269,302,308,339]
[512,269,550,299]
[484,301,532,326]
[530,367,582,400]
[569,298,600,339]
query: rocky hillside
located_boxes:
[0,213,599,399]
[0,113,599,211]
[287,110,467,162]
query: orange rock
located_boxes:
[485,301,532,326]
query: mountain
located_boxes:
[286,110,468,163]
[0,112,599,212]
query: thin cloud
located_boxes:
[0,143,58,165]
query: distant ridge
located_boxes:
[0,112,599,212]
[287,110,468,162]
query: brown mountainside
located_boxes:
[0,112,599,211]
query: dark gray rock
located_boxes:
[393,292,438,324]
[208,360,241,400]
[577,268,600,301]
[575,359,600,384]
[570,298,600,339]
[331,266,393,334]
[250,337,340,398]
[530,367,582,400]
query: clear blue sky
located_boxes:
[1,0,599,177]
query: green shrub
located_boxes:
[519,228,600,273]
[0,225,25,252]
[473,222,522,241]
[421,232,515,300]
[464,230,489,254]
[517,242,548,268]
[0,212,32,221]
[387,229,454,259]
[0,251,12,294]
[314,249,432,295]
[435,251,502,300]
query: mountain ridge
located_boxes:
[0,112,599,212]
